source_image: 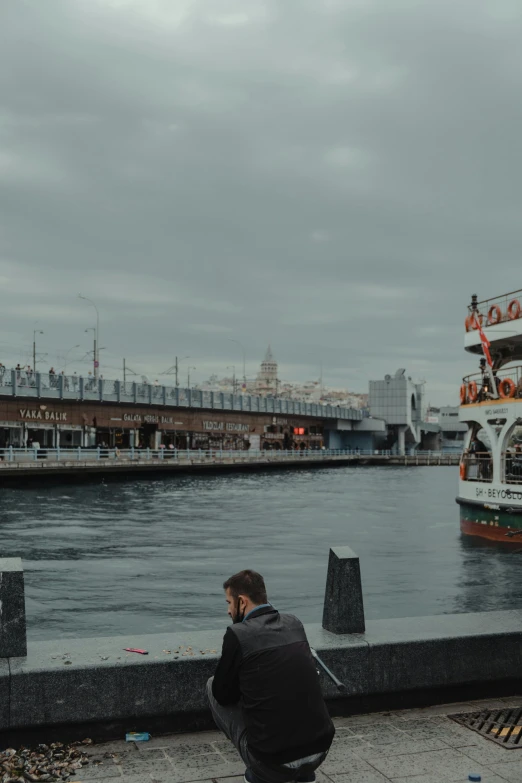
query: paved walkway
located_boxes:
[79,697,522,783]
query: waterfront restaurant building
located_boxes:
[0,397,327,451]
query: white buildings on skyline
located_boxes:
[199,345,369,409]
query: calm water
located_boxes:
[1,467,520,641]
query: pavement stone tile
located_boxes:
[327,770,390,783]
[487,758,522,782]
[73,763,123,780]
[353,738,450,760]
[498,697,522,707]
[459,743,522,765]
[210,750,244,769]
[122,775,177,783]
[342,726,410,746]
[139,732,223,750]
[465,699,515,710]
[390,772,509,783]
[331,732,374,752]
[210,739,236,754]
[310,771,333,783]
[213,778,245,783]
[365,747,490,779]
[86,743,139,758]
[116,759,175,776]
[322,746,365,764]
[392,703,475,719]
[164,743,218,760]
[167,763,247,782]
[126,748,168,761]
[321,753,384,776]
[169,753,227,770]
[394,720,481,746]
[333,714,404,728]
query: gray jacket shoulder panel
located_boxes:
[230,611,307,657]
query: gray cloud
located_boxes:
[1,0,522,400]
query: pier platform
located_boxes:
[0,449,460,483]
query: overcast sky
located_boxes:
[1,0,522,403]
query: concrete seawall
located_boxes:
[1,611,522,741]
[2,548,516,744]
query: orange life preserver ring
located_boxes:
[460,462,466,480]
[460,384,467,404]
[471,313,483,330]
[487,304,502,325]
[467,380,478,402]
[508,299,521,320]
[499,378,516,398]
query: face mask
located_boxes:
[232,598,245,624]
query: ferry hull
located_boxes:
[459,501,522,543]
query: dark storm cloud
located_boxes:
[1,0,522,399]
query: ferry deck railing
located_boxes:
[461,452,493,482]
[0,369,361,422]
[461,364,522,403]
[502,450,522,484]
[466,288,522,324]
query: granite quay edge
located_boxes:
[3,612,522,733]
[0,559,27,658]
[0,659,10,729]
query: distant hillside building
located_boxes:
[256,345,278,396]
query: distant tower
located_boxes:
[257,345,278,394]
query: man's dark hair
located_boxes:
[223,569,268,605]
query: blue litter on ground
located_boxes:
[125,732,150,742]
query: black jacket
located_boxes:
[212,606,335,765]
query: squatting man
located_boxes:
[207,570,335,783]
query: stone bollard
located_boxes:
[0,558,27,657]
[322,546,365,634]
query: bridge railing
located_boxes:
[0,369,362,422]
[0,447,461,464]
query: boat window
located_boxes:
[469,424,492,451]
[503,423,522,452]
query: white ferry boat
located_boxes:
[458,290,522,542]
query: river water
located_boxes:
[1,466,520,641]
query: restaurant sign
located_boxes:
[203,420,250,432]
[19,408,67,422]
[123,414,175,424]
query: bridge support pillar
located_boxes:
[0,558,27,658]
[398,426,407,456]
[322,546,365,634]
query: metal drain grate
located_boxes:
[449,707,522,749]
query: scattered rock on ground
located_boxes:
[0,740,90,782]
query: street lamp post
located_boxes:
[78,295,100,379]
[62,345,80,373]
[187,366,196,389]
[33,329,44,371]
[85,327,96,380]
[228,339,246,390]
[161,355,190,387]
[227,365,236,395]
